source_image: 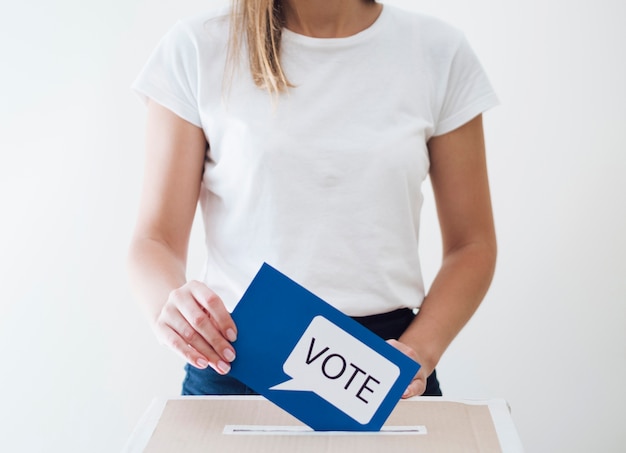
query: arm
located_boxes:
[391,114,497,397]
[127,100,237,374]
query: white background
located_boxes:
[0,0,624,451]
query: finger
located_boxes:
[187,281,238,342]
[164,288,235,364]
[402,376,426,398]
[176,303,236,363]
[155,319,210,370]
[386,340,427,398]
[157,306,232,374]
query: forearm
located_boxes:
[127,237,188,326]
[399,240,496,371]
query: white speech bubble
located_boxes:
[269,315,400,425]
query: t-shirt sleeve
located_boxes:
[131,22,202,128]
[433,34,499,137]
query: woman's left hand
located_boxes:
[387,339,434,398]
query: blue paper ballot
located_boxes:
[228,263,421,431]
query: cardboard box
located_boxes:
[123,396,523,452]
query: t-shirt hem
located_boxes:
[131,81,202,128]
[433,92,500,137]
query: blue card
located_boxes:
[228,263,420,431]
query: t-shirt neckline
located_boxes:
[281,5,389,47]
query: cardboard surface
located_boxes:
[142,398,504,453]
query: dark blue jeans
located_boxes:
[182,308,442,396]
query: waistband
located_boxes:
[350,308,415,340]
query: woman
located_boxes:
[128,0,498,398]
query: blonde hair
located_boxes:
[229,0,291,95]
[229,0,377,95]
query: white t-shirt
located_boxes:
[133,4,499,316]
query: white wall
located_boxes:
[0,0,624,451]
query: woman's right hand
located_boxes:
[128,101,237,374]
[152,280,238,374]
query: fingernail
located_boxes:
[196,358,209,368]
[217,360,231,374]
[226,328,237,342]
[223,348,236,362]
